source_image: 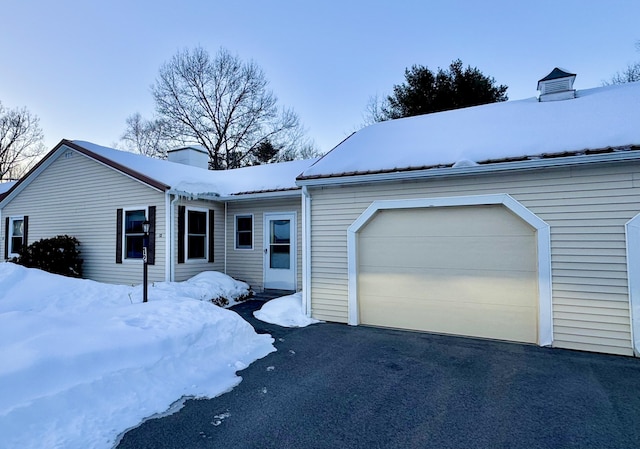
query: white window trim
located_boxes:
[346,193,553,347]
[234,214,254,250]
[122,206,148,263]
[8,215,25,258]
[185,206,209,262]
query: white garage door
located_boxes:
[358,205,538,343]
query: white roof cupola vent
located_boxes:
[537,68,576,102]
[167,145,209,169]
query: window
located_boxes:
[124,209,146,259]
[187,209,207,259]
[116,207,154,265]
[8,217,25,257]
[235,215,253,249]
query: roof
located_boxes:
[0,181,16,200]
[1,140,316,204]
[73,141,316,197]
[538,67,576,83]
[299,82,640,181]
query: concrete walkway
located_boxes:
[117,300,640,449]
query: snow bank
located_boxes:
[254,292,320,327]
[0,263,275,449]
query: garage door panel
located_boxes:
[359,235,536,272]
[360,292,538,343]
[357,204,539,344]
[359,272,538,307]
[363,207,534,238]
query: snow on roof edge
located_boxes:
[299,82,640,180]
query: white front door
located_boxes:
[264,212,296,290]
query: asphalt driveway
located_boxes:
[117,300,640,449]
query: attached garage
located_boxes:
[345,195,553,346]
[299,78,640,355]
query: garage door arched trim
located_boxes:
[347,193,553,347]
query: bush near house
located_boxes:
[13,235,83,278]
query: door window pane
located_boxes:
[270,243,290,269]
[271,220,290,244]
[269,219,290,269]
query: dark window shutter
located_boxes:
[4,217,8,260]
[177,205,185,264]
[22,216,28,250]
[116,209,123,264]
[208,209,215,263]
[148,206,156,266]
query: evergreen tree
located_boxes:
[366,59,508,122]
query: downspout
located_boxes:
[224,201,228,274]
[302,186,312,316]
[168,191,180,282]
[164,192,171,282]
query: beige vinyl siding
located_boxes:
[309,162,640,356]
[173,198,224,281]
[1,149,166,285]
[225,196,302,292]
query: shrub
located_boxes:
[13,235,83,278]
[209,289,253,308]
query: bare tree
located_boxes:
[147,46,314,169]
[604,62,640,85]
[604,40,640,85]
[120,113,170,158]
[362,94,391,126]
[0,102,45,181]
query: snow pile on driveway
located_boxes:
[0,263,275,449]
[254,292,320,327]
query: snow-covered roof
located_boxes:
[299,82,640,180]
[71,141,316,197]
[0,181,16,196]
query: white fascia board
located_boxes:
[301,186,312,316]
[297,150,640,188]
[346,193,553,347]
[625,215,640,356]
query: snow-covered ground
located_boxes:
[0,263,315,449]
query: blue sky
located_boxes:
[1,0,639,153]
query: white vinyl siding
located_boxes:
[1,148,166,285]
[308,162,640,356]
[226,196,302,292]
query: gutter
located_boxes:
[217,188,302,202]
[296,149,640,188]
[224,201,228,275]
[302,186,312,316]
